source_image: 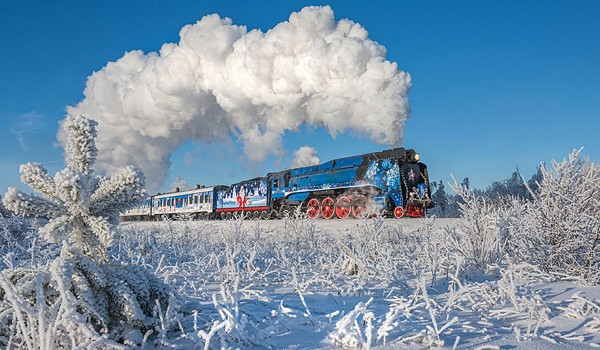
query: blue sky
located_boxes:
[1,0,599,194]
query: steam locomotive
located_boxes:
[121,147,433,221]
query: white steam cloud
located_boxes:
[64,6,411,191]
[292,146,321,168]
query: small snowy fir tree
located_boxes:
[432,180,448,216]
[3,115,145,262]
[1,115,173,347]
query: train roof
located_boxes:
[153,185,227,199]
[267,147,410,178]
[228,177,265,186]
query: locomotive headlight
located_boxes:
[414,153,420,162]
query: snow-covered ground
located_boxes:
[2,112,598,349]
[113,216,600,349]
[121,216,459,234]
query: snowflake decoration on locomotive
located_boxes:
[364,159,401,191]
[384,163,400,190]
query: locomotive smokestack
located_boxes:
[62,6,411,191]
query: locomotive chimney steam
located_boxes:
[62,6,411,191]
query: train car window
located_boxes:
[209,192,212,203]
[195,195,198,204]
[274,179,279,188]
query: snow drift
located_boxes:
[63,6,411,191]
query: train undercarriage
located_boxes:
[273,187,428,220]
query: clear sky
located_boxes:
[1,0,599,194]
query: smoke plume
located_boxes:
[64,6,411,191]
[292,146,321,168]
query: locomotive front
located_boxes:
[359,147,433,218]
[395,148,434,217]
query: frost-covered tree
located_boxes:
[432,180,448,216]
[169,175,190,192]
[526,165,543,196]
[3,115,145,262]
[461,177,470,191]
[0,115,173,347]
[0,196,12,217]
[480,170,530,204]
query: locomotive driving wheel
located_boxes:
[306,198,321,219]
[394,206,404,219]
[321,197,335,220]
[351,195,368,219]
[335,196,351,219]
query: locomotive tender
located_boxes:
[121,147,433,221]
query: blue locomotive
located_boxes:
[121,147,433,220]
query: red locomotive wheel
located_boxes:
[306,198,321,219]
[352,195,367,219]
[394,206,404,219]
[335,196,351,219]
[321,197,335,220]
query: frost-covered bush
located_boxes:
[0,214,59,270]
[451,149,600,285]
[446,178,510,274]
[508,149,600,284]
[0,115,174,347]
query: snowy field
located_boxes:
[110,216,600,349]
[120,216,459,235]
[1,117,598,349]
